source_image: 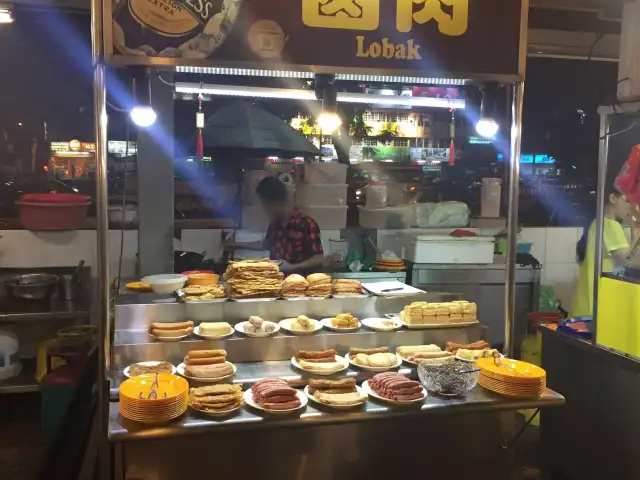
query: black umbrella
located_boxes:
[201,101,321,158]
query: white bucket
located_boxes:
[481,178,502,218]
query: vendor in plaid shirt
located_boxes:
[227,176,324,273]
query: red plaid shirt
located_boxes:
[265,209,324,264]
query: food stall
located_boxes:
[540,103,640,479]
[91,0,564,478]
[49,140,96,180]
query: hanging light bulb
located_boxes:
[475,84,498,139]
[130,69,156,128]
[315,74,342,134]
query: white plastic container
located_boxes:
[365,185,388,208]
[481,178,502,218]
[243,170,275,205]
[295,184,348,207]
[0,331,20,381]
[242,206,270,232]
[295,163,348,184]
[404,235,495,264]
[141,274,188,294]
[297,205,348,229]
[358,206,413,229]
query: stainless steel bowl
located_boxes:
[4,273,59,300]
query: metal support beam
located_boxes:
[137,73,175,276]
[592,112,610,341]
[504,81,525,358]
[90,0,109,475]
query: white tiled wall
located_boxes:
[0,228,345,280]
[521,227,582,310]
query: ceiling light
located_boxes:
[130,69,156,128]
[475,118,499,139]
[0,7,12,23]
[317,112,342,134]
[475,83,499,139]
[174,83,465,110]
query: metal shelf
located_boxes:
[0,359,39,394]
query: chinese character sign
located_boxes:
[397,0,468,36]
[302,0,380,30]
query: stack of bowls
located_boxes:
[476,357,546,398]
[119,373,188,424]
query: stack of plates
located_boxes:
[119,373,189,424]
[476,357,546,399]
[375,259,406,271]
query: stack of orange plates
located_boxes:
[119,373,189,424]
[476,357,546,399]
[375,259,406,271]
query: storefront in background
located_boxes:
[49,140,96,180]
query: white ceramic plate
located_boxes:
[279,318,322,335]
[304,385,367,409]
[234,321,280,338]
[123,361,176,378]
[361,317,402,332]
[345,352,402,372]
[243,387,307,414]
[149,333,191,342]
[189,402,242,416]
[230,297,279,302]
[176,362,236,382]
[361,380,427,405]
[282,296,310,301]
[290,355,349,376]
[193,325,234,340]
[321,318,361,333]
[331,294,369,299]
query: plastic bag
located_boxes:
[538,285,561,313]
[415,202,469,228]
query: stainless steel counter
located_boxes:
[109,385,563,442]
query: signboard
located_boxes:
[51,141,96,154]
[109,0,526,78]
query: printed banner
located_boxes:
[111,0,524,77]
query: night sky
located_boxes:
[0,8,619,179]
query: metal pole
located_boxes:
[504,81,524,358]
[592,111,609,343]
[91,0,110,474]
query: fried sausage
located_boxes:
[262,386,297,398]
[262,400,301,410]
[152,327,193,337]
[150,321,193,331]
[185,355,226,366]
[187,349,227,359]
[296,349,337,360]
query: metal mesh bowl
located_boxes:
[418,360,479,396]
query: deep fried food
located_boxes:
[187,349,227,359]
[184,362,234,378]
[330,313,358,329]
[184,355,226,366]
[445,340,490,354]
[348,347,390,356]
[190,384,242,397]
[128,361,173,377]
[296,349,337,360]
[150,321,194,331]
[151,327,193,337]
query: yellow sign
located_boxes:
[69,139,81,151]
[302,0,468,36]
[397,0,468,36]
[302,0,379,30]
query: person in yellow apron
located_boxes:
[570,186,631,318]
